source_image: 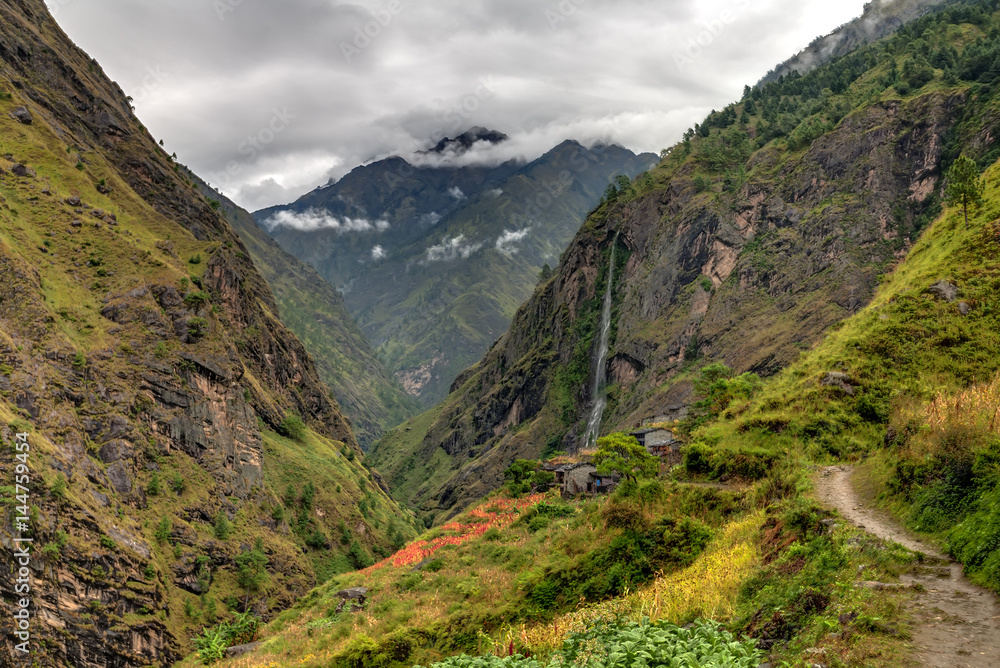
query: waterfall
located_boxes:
[583,235,619,450]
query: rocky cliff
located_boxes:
[374,1,998,520]
[0,1,412,665]
[192,175,420,450]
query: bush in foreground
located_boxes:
[417,619,761,668]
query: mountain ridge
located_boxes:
[255,139,656,405]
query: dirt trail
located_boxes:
[815,466,1000,668]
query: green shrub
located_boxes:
[416,619,760,668]
[338,631,413,668]
[278,413,306,441]
[214,512,232,540]
[194,612,259,665]
[184,291,211,308]
[154,516,172,542]
[147,473,161,496]
[187,317,208,337]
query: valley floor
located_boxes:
[815,467,1000,667]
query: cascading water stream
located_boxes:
[582,235,619,450]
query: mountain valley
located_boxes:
[5,0,1000,667]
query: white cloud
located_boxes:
[48,0,872,210]
[495,228,531,256]
[448,186,466,201]
[264,208,390,233]
[425,235,483,263]
[420,212,442,227]
[371,245,387,260]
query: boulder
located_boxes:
[65,196,82,206]
[958,301,971,316]
[336,587,368,601]
[10,163,35,178]
[106,461,133,494]
[9,106,32,125]
[820,372,855,395]
[226,642,261,658]
[927,280,958,302]
[97,440,130,464]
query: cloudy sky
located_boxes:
[46,0,868,211]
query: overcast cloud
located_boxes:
[46,0,869,211]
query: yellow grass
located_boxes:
[514,510,763,655]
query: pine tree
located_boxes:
[946,155,985,229]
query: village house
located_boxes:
[546,462,620,497]
[631,427,682,464]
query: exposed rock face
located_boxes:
[375,90,965,518]
[0,1,380,665]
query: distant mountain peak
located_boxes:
[424,127,509,155]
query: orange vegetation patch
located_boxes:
[360,494,547,573]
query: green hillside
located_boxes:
[190,176,420,449]
[0,2,416,664]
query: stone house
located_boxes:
[550,462,619,497]
[631,427,682,464]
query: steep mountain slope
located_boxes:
[191,176,419,449]
[0,2,413,666]
[373,0,1000,520]
[256,140,656,405]
[761,0,949,84]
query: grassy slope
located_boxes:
[192,477,924,668]
[190,177,420,449]
[0,34,417,662]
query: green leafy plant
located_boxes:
[183,290,211,308]
[154,516,172,542]
[278,413,307,441]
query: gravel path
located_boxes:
[814,466,1000,668]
